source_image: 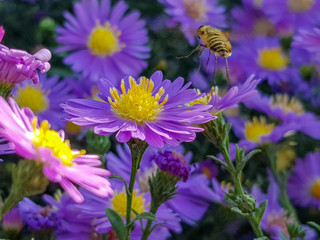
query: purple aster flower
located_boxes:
[190,75,260,115]
[56,0,150,83]
[76,186,181,239]
[0,97,113,203]
[2,206,24,232]
[211,178,233,204]
[62,71,214,148]
[236,37,304,88]
[252,173,317,239]
[159,0,226,45]
[12,74,72,130]
[194,158,218,179]
[244,92,320,139]
[43,193,99,240]
[18,198,62,231]
[106,144,216,225]
[0,26,4,42]
[0,42,51,86]
[293,28,320,55]
[0,139,14,160]
[288,152,320,209]
[263,0,320,33]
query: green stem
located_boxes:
[141,202,158,240]
[248,214,264,238]
[0,193,23,220]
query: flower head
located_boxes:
[56,0,150,83]
[13,74,72,130]
[0,97,113,203]
[0,26,4,42]
[288,152,320,208]
[63,71,214,148]
[159,0,226,45]
[2,206,24,232]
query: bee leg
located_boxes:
[197,48,205,71]
[213,54,218,78]
[176,45,201,59]
[224,57,231,83]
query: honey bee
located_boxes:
[178,25,232,82]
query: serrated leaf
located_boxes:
[109,174,130,196]
[105,208,126,240]
[307,221,320,232]
[255,200,268,224]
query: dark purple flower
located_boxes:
[2,206,24,232]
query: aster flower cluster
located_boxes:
[1,0,320,239]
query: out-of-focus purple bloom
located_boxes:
[188,70,210,91]
[19,198,61,231]
[2,206,24,232]
[62,71,214,148]
[43,193,98,240]
[12,74,72,130]
[106,144,216,225]
[211,178,232,204]
[0,139,14,160]
[244,92,320,139]
[159,0,226,45]
[263,0,320,33]
[293,28,320,54]
[0,44,51,85]
[191,75,260,115]
[0,97,113,203]
[252,173,317,239]
[56,0,150,83]
[288,152,320,209]
[236,37,301,88]
[195,159,218,179]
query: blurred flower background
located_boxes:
[1,0,320,239]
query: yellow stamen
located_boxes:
[245,116,275,143]
[87,21,124,57]
[183,0,208,22]
[288,0,314,12]
[108,76,168,123]
[14,84,49,113]
[111,189,147,219]
[311,179,320,200]
[271,94,304,115]
[189,87,217,106]
[258,47,288,70]
[31,118,85,166]
[276,148,296,171]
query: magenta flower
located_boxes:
[0,44,51,86]
[0,26,4,42]
[56,0,150,83]
[62,71,214,148]
[0,97,113,203]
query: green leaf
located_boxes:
[109,174,130,196]
[150,222,167,233]
[307,221,320,232]
[207,155,229,170]
[230,207,249,217]
[134,212,157,222]
[255,200,268,224]
[254,237,270,240]
[239,149,261,172]
[278,231,289,240]
[105,208,126,240]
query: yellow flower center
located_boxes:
[111,189,147,219]
[31,118,85,166]
[244,116,275,143]
[253,19,275,36]
[183,0,208,22]
[258,48,288,70]
[108,76,168,123]
[14,84,49,113]
[288,0,315,12]
[311,179,320,200]
[65,121,82,135]
[271,94,304,115]
[87,21,124,57]
[276,148,296,171]
[189,87,217,106]
[202,167,212,178]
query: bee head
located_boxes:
[196,25,206,38]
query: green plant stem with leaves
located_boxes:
[205,114,267,239]
[141,201,158,240]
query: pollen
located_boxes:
[183,0,208,22]
[311,179,320,200]
[244,116,275,143]
[31,118,85,166]
[271,94,304,115]
[189,87,217,106]
[87,21,124,57]
[14,84,49,113]
[108,76,168,123]
[288,0,315,12]
[258,47,288,70]
[111,189,147,219]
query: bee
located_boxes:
[178,25,232,82]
